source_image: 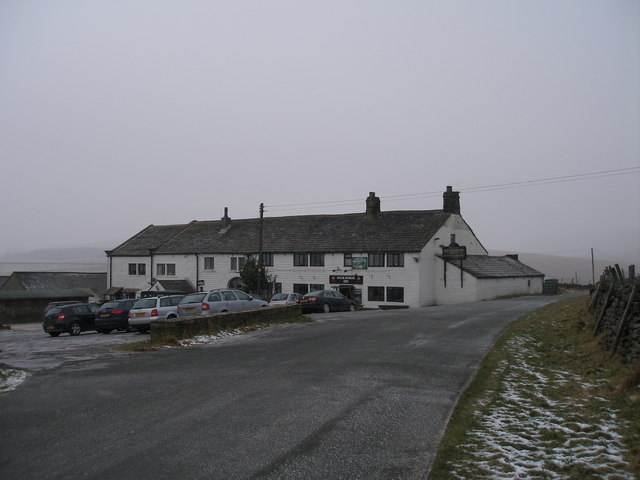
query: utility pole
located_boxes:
[257,203,264,296]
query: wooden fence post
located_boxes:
[588,281,602,312]
[609,284,637,356]
[593,282,615,337]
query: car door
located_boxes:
[76,305,95,329]
[233,290,254,310]
[220,290,238,311]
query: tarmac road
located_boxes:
[0,295,574,480]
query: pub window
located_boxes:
[166,263,176,276]
[309,284,324,292]
[137,263,146,276]
[309,253,324,267]
[368,253,385,267]
[344,253,353,267]
[387,253,404,267]
[293,283,309,295]
[260,253,274,266]
[204,257,215,270]
[157,264,166,276]
[293,253,308,266]
[274,282,282,294]
[230,256,246,271]
[128,263,137,275]
[386,287,404,302]
[368,286,385,302]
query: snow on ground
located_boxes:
[178,329,247,346]
[447,334,634,480]
[0,368,31,394]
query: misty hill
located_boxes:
[0,247,107,263]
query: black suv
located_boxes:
[43,303,100,337]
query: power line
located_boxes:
[265,166,640,212]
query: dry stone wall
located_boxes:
[590,279,640,360]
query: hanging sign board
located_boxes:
[330,275,363,285]
[351,257,368,270]
[441,243,467,260]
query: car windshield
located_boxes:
[270,293,287,301]
[180,293,207,304]
[132,298,156,309]
[100,302,120,309]
[304,291,323,298]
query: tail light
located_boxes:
[202,303,210,311]
[57,314,66,320]
[308,297,318,302]
[128,312,132,319]
[112,309,124,315]
[151,309,159,317]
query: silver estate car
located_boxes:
[177,289,268,317]
[128,295,184,332]
[269,293,303,305]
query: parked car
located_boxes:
[43,303,100,337]
[128,295,184,332]
[94,299,138,333]
[269,293,304,305]
[177,289,268,317]
[297,290,356,313]
[42,300,85,320]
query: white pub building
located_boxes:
[105,187,544,307]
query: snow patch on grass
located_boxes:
[448,334,634,479]
[178,329,246,346]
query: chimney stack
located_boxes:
[221,207,231,225]
[443,186,460,215]
[366,192,381,215]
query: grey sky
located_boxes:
[1,0,638,262]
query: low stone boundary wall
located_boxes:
[151,305,303,343]
[590,280,640,360]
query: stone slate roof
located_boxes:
[1,272,107,297]
[156,280,194,292]
[106,223,193,256]
[451,255,544,279]
[108,210,453,256]
[0,288,91,301]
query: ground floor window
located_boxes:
[386,287,404,302]
[368,286,385,302]
[309,284,324,292]
[293,283,309,295]
[274,283,282,294]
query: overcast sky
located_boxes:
[1,0,638,263]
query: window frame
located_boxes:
[386,287,405,303]
[368,253,385,267]
[293,253,308,267]
[204,257,215,270]
[387,253,404,267]
[368,286,385,302]
[309,253,325,267]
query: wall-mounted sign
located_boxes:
[329,275,363,285]
[351,257,368,270]
[441,243,467,260]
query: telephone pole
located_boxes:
[257,203,264,296]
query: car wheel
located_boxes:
[348,304,356,311]
[48,332,60,337]
[69,322,82,336]
[322,303,330,313]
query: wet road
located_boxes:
[0,295,574,480]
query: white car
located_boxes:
[269,293,303,305]
[128,295,184,332]
[177,289,268,317]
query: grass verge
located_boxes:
[113,315,312,353]
[429,295,640,479]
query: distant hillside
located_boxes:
[0,247,107,263]
[489,250,637,284]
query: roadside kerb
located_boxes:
[150,305,303,343]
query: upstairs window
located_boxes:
[387,253,404,267]
[309,253,325,267]
[204,257,215,270]
[344,253,353,267]
[230,256,246,271]
[156,263,176,276]
[293,254,308,266]
[128,263,146,276]
[368,253,385,267]
[260,253,274,267]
